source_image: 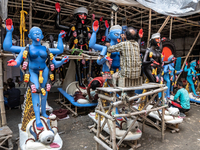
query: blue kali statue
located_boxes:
[3,19,68,130]
[163,55,182,98]
[89,20,122,73]
[184,60,200,96]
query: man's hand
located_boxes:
[121,34,126,41]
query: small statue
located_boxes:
[184,60,200,96]
[163,55,182,98]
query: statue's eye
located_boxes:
[34,34,36,36]
[114,33,119,36]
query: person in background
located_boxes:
[4,82,21,109]
[87,77,105,102]
[168,81,190,117]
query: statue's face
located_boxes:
[168,55,175,66]
[29,27,43,42]
[191,62,196,67]
[109,29,122,42]
[77,13,87,24]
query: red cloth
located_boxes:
[88,77,105,89]
[171,101,182,108]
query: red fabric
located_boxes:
[88,77,105,89]
[171,101,182,108]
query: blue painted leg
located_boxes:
[41,66,49,119]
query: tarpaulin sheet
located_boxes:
[100,0,200,17]
[0,0,8,21]
[137,0,200,17]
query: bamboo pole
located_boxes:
[161,90,165,142]
[98,94,114,102]
[157,16,170,33]
[96,111,101,150]
[115,12,117,25]
[117,116,139,146]
[95,110,114,121]
[147,9,151,48]
[94,136,113,150]
[176,31,200,82]
[112,120,116,150]
[0,58,6,126]
[112,86,168,107]
[29,0,32,44]
[91,128,112,146]
[111,11,114,27]
[113,105,167,118]
[169,17,173,40]
[0,53,99,60]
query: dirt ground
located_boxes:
[6,92,200,150]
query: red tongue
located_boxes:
[37,38,40,42]
[117,39,121,43]
[82,20,85,24]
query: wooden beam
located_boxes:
[169,17,173,40]
[157,16,170,33]
[147,9,151,48]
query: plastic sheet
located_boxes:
[137,0,200,17]
[0,0,8,21]
[100,0,200,17]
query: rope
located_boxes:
[20,0,28,47]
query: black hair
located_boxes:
[177,81,183,87]
[8,82,15,88]
[90,80,101,90]
[125,27,137,40]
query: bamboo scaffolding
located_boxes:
[176,31,200,82]
[112,86,168,107]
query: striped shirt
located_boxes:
[108,40,141,79]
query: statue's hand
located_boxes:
[5,22,14,32]
[105,20,109,29]
[59,30,66,38]
[62,56,69,63]
[138,29,143,38]
[55,2,61,12]
[7,59,17,66]
[93,20,99,32]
